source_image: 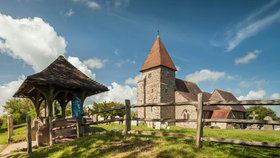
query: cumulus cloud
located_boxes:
[239,79,265,88]
[235,49,260,64]
[125,74,141,85]
[111,0,130,8]
[237,90,266,100]
[66,9,75,17]
[88,82,137,105]
[73,0,100,10]
[0,76,25,114]
[270,93,280,99]
[186,69,231,83]
[83,58,107,69]
[67,56,96,79]
[0,13,67,72]
[225,1,280,52]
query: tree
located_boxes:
[3,98,36,125]
[246,106,278,120]
[92,102,125,120]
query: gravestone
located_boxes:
[131,120,138,126]
[262,116,274,130]
[155,122,161,129]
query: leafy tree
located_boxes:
[3,98,36,125]
[92,102,125,120]
[246,106,278,120]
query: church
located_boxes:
[136,35,246,129]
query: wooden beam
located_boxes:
[196,93,203,149]
[203,119,280,125]
[134,101,197,108]
[135,118,197,123]
[26,115,32,154]
[125,100,131,135]
[205,99,280,106]
[83,118,124,125]
[202,137,280,148]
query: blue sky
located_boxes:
[0,0,280,115]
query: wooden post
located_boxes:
[49,116,54,146]
[76,119,81,138]
[26,115,32,154]
[196,93,203,149]
[7,115,13,144]
[125,99,131,135]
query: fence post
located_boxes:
[7,115,13,144]
[49,116,54,146]
[125,99,131,135]
[196,93,204,149]
[26,115,32,154]
[76,119,81,138]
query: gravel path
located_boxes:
[0,141,37,157]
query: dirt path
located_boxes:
[0,141,37,157]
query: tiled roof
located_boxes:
[175,79,202,94]
[140,36,177,72]
[211,109,231,119]
[210,89,246,112]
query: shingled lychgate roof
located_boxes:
[140,36,177,72]
[14,55,108,97]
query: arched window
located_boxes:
[182,110,189,120]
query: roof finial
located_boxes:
[157,29,160,37]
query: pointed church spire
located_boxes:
[140,35,177,72]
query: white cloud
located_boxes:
[116,59,136,67]
[0,76,25,114]
[239,79,265,88]
[271,93,280,99]
[0,13,67,72]
[83,58,107,69]
[88,82,137,105]
[66,9,75,17]
[226,7,280,52]
[67,56,96,79]
[235,49,260,64]
[125,74,141,85]
[237,90,266,100]
[112,0,130,8]
[73,0,100,10]
[185,69,229,83]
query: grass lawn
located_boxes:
[10,124,280,158]
[0,126,26,145]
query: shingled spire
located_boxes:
[140,35,177,72]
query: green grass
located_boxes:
[0,126,26,145]
[9,124,280,158]
[93,124,280,143]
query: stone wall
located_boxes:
[175,92,197,128]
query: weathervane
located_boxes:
[157,29,160,36]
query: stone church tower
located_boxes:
[137,35,177,120]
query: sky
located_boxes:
[0,0,280,115]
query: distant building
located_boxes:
[136,35,246,129]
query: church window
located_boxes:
[166,71,170,77]
[182,110,189,119]
[151,89,154,93]
[148,73,151,78]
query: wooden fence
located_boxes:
[80,94,280,149]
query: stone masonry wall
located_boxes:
[175,91,197,128]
